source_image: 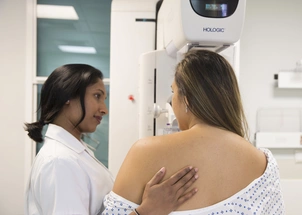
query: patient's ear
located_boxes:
[65,100,70,105]
[184,96,189,107]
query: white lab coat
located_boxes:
[25,124,114,215]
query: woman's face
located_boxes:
[68,78,108,134]
[171,80,187,130]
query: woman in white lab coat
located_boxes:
[24,64,198,215]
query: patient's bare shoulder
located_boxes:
[112,136,167,204]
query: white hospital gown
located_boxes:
[102,148,285,215]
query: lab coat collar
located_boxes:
[45,124,87,154]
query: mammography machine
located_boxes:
[138,0,246,138]
[109,0,246,176]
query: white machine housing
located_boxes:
[156,0,246,56]
[138,0,246,138]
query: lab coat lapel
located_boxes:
[45,124,86,153]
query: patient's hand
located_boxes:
[136,166,198,215]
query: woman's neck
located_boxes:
[52,115,82,140]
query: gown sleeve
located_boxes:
[102,191,139,215]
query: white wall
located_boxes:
[240,0,302,213]
[109,0,158,177]
[240,0,302,175]
[0,0,36,214]
[240,0,302,141]
[0,0,28,214]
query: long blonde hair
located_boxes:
[175,49,249,139]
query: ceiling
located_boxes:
[37,0,112,78]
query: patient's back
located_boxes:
[113,124,268,210]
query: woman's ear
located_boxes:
[65,100,70,104]
[184,96,189,107]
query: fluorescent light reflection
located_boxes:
[37,5,79,20]
[58,45,97,54]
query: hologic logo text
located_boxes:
[203,27,225,33]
